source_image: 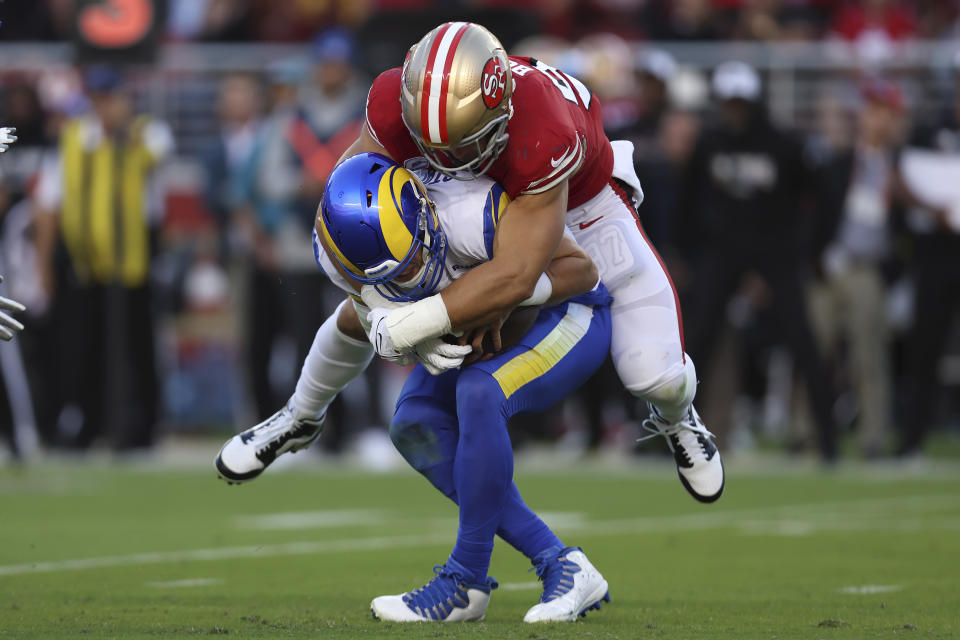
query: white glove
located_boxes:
[0,276,25,341]
[366,306,414,365]
[0,127,17,153]
[412,337,473,375]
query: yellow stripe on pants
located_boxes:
[492,303,594,399]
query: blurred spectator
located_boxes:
[915,0,960,39]
[898,55,960,456]
[234,29,366,424]
[34,66,173,451]
[827,0,918,62]
[203,72,263,258]
[609,49,683,249]
[829,0,918,43]
[2,82,49,147]
[728,0,825,41]
[249,0,370,41]
[0,1,61,40]
[677,61,838,460]
[167,0,255,41]
[614,49,677,141]
[643,0,723,40]
[807,79,908,457]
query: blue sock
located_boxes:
[495,484,564,560]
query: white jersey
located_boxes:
[316,158,511,296]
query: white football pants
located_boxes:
[567,179,696,423]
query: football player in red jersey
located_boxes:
[346,22,724,504]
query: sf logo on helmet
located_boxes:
[481,57,506,109]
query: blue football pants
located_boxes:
[390,299,611,582]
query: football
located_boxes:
[444,305,541,359]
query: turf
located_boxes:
[1,456,958,639]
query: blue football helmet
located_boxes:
[317,152,447,302]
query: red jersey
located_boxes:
[365,56,613,210]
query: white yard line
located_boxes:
[0,532,451,577]
[0,494,955,578]
[234,510,389,531]
[146,578,224,588]
[839,585,903,595]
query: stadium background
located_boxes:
[0,2,959,639]
[0,0,957,462]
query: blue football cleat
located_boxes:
[524,546,610,622]
[370,560,498,622]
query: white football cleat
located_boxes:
[370,562,497,622]
[640,404,724,503]
[523,546,610,623]
[215,399,324,483]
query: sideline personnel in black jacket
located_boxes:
[677,61,837,461]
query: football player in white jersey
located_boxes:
[218,153,613,622]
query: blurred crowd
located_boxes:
[0,3,959,464]
[3,0,960,45]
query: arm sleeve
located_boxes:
[498,100,585,199]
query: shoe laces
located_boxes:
[531,547,581,603]
[243,405,321,459]
[241,410,288,445]
[638,406,715,462]
[401,565,496,620]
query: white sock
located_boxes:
[291,302,374,420]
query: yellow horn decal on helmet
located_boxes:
[317,212,364,277]
[378,167,416,262]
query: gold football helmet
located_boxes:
[400,22,512,179]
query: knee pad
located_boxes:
[612,329,686,391]
[625,355,697,422]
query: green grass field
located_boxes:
[1,455,958,639]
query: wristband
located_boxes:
[518,273,553,307]
[385,294,452,350]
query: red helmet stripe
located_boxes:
[421,21,468,145]
[420,23,453,146]
[437,22,470,144]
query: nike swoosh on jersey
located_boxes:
[578,216,603,230]
[550,148,570,168]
